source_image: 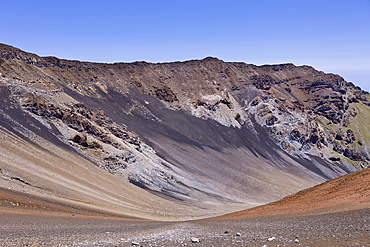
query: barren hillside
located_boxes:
[0,44,369,219]
[214,167,370,219]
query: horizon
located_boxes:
[1,0,369,91]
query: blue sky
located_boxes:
[1,0,369,91]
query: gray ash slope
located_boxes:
[0,43,369,217]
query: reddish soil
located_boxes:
[214,167,370,219]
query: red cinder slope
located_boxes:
[215,168,370,219]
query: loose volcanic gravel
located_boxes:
[0,208,369,246]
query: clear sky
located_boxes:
[1,0,369,91]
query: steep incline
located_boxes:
[0,44,369,218]
[0,125,205,220]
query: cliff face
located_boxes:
[0,44,369,217]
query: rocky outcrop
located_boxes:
[19,92,147,176]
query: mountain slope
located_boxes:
[0,124,210,220]
[0,44,369,219]
[214,167,370,219]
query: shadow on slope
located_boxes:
[63,86,353,205]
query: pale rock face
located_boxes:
[188,93,246,128]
